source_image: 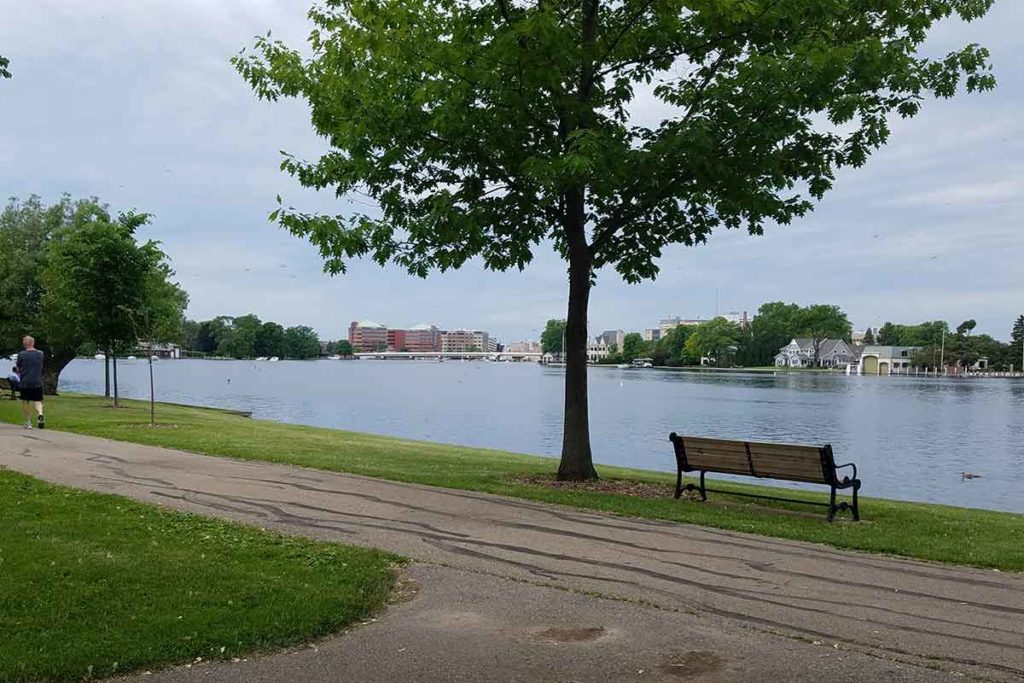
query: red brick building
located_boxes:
[348,320,388,351]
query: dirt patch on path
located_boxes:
[658,651,726,678]
[512,474,677,499]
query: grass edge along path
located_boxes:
[0,468,399,683]
[2,394,1021,572]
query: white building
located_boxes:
[859,345,919,375]
[587,339,610,362]
[507,340,541,354]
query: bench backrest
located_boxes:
[670,434,837,485]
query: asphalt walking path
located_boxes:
[2,425,1022,682]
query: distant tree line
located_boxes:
[586,302,852,368]
[880,318,1022,372]
[180,315,322,360]
[557,306,1024,372]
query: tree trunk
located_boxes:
[40,345,76,396]
[112,354,119,407]
[556,188,598,481]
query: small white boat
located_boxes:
[94,353,106,360]
[616,363,630,369]
[327,355,341,360]
[268,356,280,362]
[150,355,159,361]
[126,355,137,361]
[255,356,268,361]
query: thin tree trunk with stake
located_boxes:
[112,353,119,407]
[148,355,155,425]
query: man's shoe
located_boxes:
[37,415,45,430]
[23,421,32,429]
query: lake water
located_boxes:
[58,359,1024,513]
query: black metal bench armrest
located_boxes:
[835,462,857,484]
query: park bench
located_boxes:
[0,378,16,400]
[668,433,861,522]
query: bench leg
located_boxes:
[675,469,683,499]
[852,483,860,522]
[698,471,707,501]
[828,486,837,523]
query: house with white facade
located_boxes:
[859,345,919,374]
[775,338,856,368]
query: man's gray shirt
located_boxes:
[16,349,44,388]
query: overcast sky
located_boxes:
[1,1,1021,342]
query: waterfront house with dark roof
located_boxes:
[775,338,857,368]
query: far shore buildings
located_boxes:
[506,340,541,354]
[775,338,857,368]
[858,345,919,374]
[645,312,750,341]
[348,321,497,353]
[774,338,927,374]
[348,320,389,351]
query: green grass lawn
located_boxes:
[0,468,398,683]
[2,394,1021,572]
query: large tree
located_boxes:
[0,196,141,394]
[746,301,802,366]
[284,325,321,359]
[684,317,742,367]
[620,332,646,362]
[540,319,567,357]
[216,314,262,359]
[235,0,995,480]
[1012,315,1024,345]
[41,209,186,402]
[256,321,287,358]
[795,304,851,366]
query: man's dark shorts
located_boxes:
[20,387,43,402]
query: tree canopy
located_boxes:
[540,319,566,356]
[235,0,995,479]
[795,304,851,365]
[620,332,645,362]
[1012,315,1024,345]
[684,317,742,367]
[183,314,322,359]
[284,325,321,359]
[42,211,183,356]
[1,196,184,393]
[877,320,948,347]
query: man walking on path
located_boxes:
[16,335,45,429]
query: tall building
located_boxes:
[389,323,442,352]
[507,340,541,353]
[442,329,491,353]
[348,320,388,351]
